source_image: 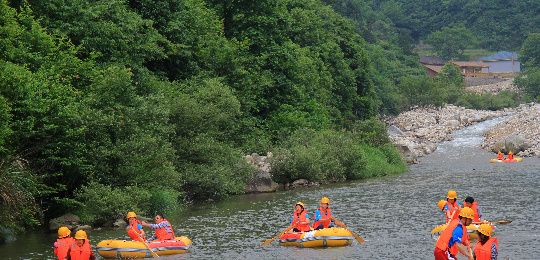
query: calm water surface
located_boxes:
[2,118,539,259]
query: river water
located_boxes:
[1,118,539,259]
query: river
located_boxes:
[1,117,539,259]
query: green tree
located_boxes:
[520,33,540,68]
[426,24,476,60]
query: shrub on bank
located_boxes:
[456,91,520,110]
[271,128,405,184]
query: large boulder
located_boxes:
[49,213,81,231]
[491,134,531,153]
[387,125,404,137]
[245,153,279,193]
[394,141,417,164]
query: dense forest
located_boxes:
[0,0,538,237]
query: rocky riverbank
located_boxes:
[387,105,511,163]
[483,103,540,157]
[465,78,518,94]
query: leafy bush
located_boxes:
[271,128,405,183]
[515,68,540,101]
[74,182,152,225]
[456,91,520,110]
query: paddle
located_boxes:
[332,218,365,245]
[432,219,513,234]
[261,226,293,246]
[137,232,159,258]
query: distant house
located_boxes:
[420,56,445,76]
[450,61,489,75]
[478,51,520,73]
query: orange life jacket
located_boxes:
[127,220,145,242]
[507,153,514,160]
[312,207,332,228]
[497,152,503,160]
[445,201,461,222]
[474,237,498,260]
[435,219,470,257]
[154,219,175,241]
[292,209,311,232]
[69,240,92,260]
[470,202,481,222]
[54,237,74,260]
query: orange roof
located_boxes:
[451,61,489,68]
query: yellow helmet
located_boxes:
[57,227,71,238]
[459,207,475,219]
[295,202,305,208]
[74,230,88,240]
[476,223,493,237]
[320,197,330,204]
[126,211,137,219]
[447,190,458,200]
[437,200,446,210]
[509,151,513,155]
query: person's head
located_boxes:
[509,151,513,155]
[447,190,457,203]
[464,196,474,208]
[154,214,165,223]
[437,200,446,212]
[476,223,493,244]
[127,211,137,224]
[319,197,330,209]
[57,226,71,239]
[295,202,305,212]
[74,230,87,246]
[458,207,474,226]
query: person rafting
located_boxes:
[444,190,462,223]
[142,213,175,241]
[54,226,75,260]
[437,200,449,222]
[126,211,146,242]
[312,197,333,230]
[463,196,482,222]
[473,223,498,260]
[289,202,311,232]
[67,230,95,260]
[496,151,504,160]
[507,151,514,160]
[434,207,475,260]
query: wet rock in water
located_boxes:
[394,141,417,163]
[0,227,17,244]
[285,179,319,189]
[76,225,92,231]
[113,218,126,228]
[245,153,279,193]
[387,125,404,136]
[49,213,81,231]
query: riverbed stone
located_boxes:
[112,218,126,228]
[49,213,81,231]
[75,225,92,231]
[245,153,279,193]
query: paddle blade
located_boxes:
[260,238,274,246]
[431,224,448,234]
[352,231,365,245]
[493,219,512,225]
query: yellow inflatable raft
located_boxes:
[490,157,523,163]
[96,236,191,258]
[279,227,353,248]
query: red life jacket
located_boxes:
[312,207,332,228]
[154,219,175,241]
[474,237,498,260]
[445,201,461,222]
[497,152,504,160]
[54,237,74,260]
[127,220,145,242]
[470,202,481,222]
[435,219,470,257]
[69,240,92,260]
[292,209,311,232]
[507,153,514,160]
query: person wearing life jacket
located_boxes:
[437,200,449,223]
[289,202,311,232]
[434,207,475,260]
[67,230,95,260]
[313,197,333,230]
[507,151,514,160]
[463,196,482,223]
[126,211,146,242]
[473,223,498,260]
[444,190,462,223]
[142,213,175,241]
[496,151,504,160]
[54,226,75,260]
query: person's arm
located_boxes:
[299,213,310,225]
[456,243,473,260]
[149,221,170,229]
[314,210,321,222]
[491,242,498,260]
